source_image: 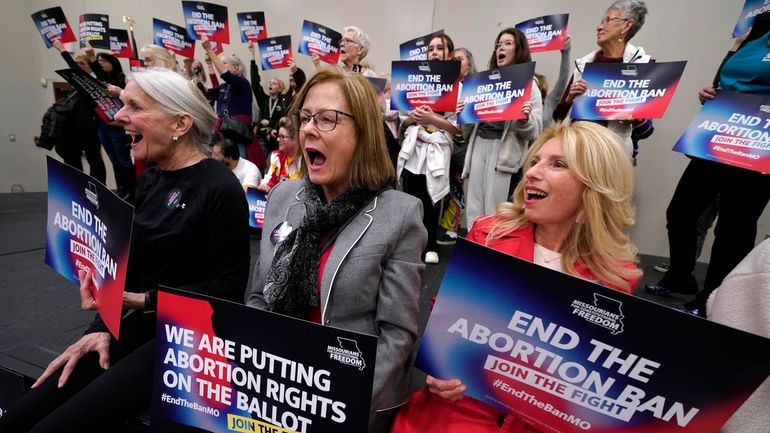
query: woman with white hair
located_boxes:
[0,68,250,433]
[201,35,256,161]
[313,25,378,77]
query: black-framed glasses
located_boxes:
[339,38,358,47]
[292,109,354,132]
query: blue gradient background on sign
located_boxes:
[515,14,569,53]
[258,35,292,70]
[672,90,770,173]
[572,61,686,120]
[390,60,460,112]
[415,239,770,433]
[153,18,195,58]
[298,20,341,65]
[732,0,767,37]
[237,11,267,43]
[457,62,535,124]
[182,1,230,44]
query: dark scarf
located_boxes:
[264,181,378,319]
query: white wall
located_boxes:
[2,0,769,257]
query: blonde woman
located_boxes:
[393,121,640,433]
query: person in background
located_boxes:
[247,42,292,161]
[645,12,770,316]
[392,122,641,433]
[313,25,378,77]
[258,116,301,193]
[84,48,136,202]
[462,28,543,228]
[138,44,178,71]
[0,68,250,433]
[707,237,770,433]
[397,33,461,265]
[247,68,425,433]
[202,35,257,166]
[540,35,572,129]
[438,46,478,246]
[286,59,307,106]
[211,137,262,192]
[552,0,653,161]
[49,39,106,184]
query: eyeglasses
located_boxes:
[599,16,629,26]
[495,40,515,50]
[277,135,292,141]
[293,109,354,132]
[339,38,358,47]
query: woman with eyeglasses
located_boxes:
[247,68,426,433]
[313,25,378,78]
[257,117,302,192]
[553,0,653,162]
[462,28,543,228]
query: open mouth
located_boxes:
[526,188,548,201]
[125,130,143,145]
[306,148,327,167]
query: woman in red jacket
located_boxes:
[392,121,641,433]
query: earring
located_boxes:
[172,135,178,143]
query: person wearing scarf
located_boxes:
[247,68,427,433]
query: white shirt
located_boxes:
[232,158,261,188]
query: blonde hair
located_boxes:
[290,68,394,191]
[139,44,177,71]
[488,122,641,291]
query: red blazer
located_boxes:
[391,216,638,433]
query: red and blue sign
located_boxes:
[56,68,123,122]
[246,188,267,229]
[182,1,230,45]
[572,61,686,120]
[257,35,293,70]
[416,239,770,433]
[673,90,770,173]
[31,7,76,49]
[237,11,267,43]
[153,18,195,59]
[79,13,110,49]
[298,20,342,66]
[733,0,770,38]
[390,60,461,112]
[151,288,377,433]
[109,29,134,59]
[45,157,133,339]
[457,62,536,124]
[399,30,445,61]
[516,14,569,53]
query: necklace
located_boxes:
[534,243,562,264]
[268,97,279,118]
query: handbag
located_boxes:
[219,85,253,143]
[220,115,253,143]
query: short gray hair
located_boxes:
[131,68,217,153]
[343,25,371,60]
[220,54,245,76]
[455,47,478,76]
[609,0,648,41]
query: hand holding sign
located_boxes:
[426,375,466,402]
[78,268,98,310]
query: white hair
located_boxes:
[130,68,217,152]
[343,25,371,60]
[220,54,245,76]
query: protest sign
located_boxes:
[153,18,195,58]
[31,7,76,48]
[237,11,267,42]
[182,1,230,44]
[258,36,293,70]
[390,60,461,112]
[515,14,569,53]
[572,61,686,120]
[45,157,133,338]
[457,62,536,124]
[417,239,770,433]
[673,90,770,173]
[298,20,342,65]
[151,288,377,433]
